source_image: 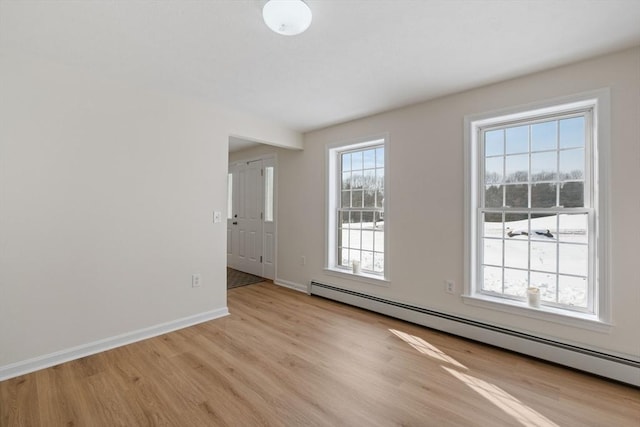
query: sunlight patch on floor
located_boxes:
[443,366,559,427]
[389,329,467,369]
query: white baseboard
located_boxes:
[274,278,309,294]
[0,307,229,382]
[310,281,640,387]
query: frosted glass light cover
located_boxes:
[263,0,312,36]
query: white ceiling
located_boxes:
[2,0,640,135]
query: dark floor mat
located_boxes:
[227,267,265,289]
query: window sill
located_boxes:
[324,267,390,287]
[461,293,612,333]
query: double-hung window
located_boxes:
[465,91,609,323]
[327,137,387,280]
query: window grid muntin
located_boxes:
[337,144,384,274]
[478,108,594,313]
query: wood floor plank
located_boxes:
[0,373,40,426]
[1,282,639,426]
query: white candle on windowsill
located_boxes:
[352,260,361,274]
[527,287,541,308]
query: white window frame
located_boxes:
[463,90,611,331]
[326,135,389,285]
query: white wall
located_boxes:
[3,45,636,377]
[269,47,640,359]
[0,53,300,372]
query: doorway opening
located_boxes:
[227,155,276,283]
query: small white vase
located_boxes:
[527,287,541,308]
[352,260,361,274]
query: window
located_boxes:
[327,137,387,279]
[227,173,233,220]
[264,166,274,222]
[465,91,610,322]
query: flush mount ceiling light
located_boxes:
[263,0,312,36]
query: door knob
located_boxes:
[232,221,238,225]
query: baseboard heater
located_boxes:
[310,281,639,387]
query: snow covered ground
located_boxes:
[483,213,589,307]
[340,221,384,272]
[340,213,589,308]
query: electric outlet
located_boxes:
[192,273,202,288]
[445,279,455,294]
[300,256,306,266]
[213,211,222,223]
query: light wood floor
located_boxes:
[1,283,639,426]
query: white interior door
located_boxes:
[229,160,263,277]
